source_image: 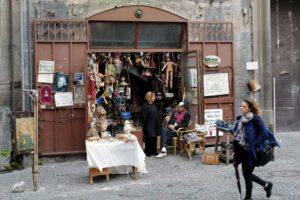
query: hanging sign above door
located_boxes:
[203,55,221,68]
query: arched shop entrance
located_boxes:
[34,5,233,155]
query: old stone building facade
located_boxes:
[1,0,295,169]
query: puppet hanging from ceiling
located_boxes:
[161,53,177,90]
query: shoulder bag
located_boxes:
[256,141,274,167]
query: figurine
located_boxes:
[123,54,133,68]
[96,90,109,105]
[161,53,177,89]
[107,76,115,98]
[88,101,96,122]
[86,121,100,141]
[113,54,122,76]
[119,76,128,87]
[88,74,96,102]
[105,56,116,77]
[135,53,146,67]
[123,120,132,135]
[95,105,110,137]
[88,53,99,74]
[98,54,107,74]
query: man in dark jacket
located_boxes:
[156,102,191,158]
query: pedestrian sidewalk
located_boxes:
[0,131,300,200]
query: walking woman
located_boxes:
[233,99,278,200]
[141,91,161,157]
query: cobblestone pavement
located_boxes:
[0,131,299,200]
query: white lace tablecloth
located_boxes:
[86,140,147,174]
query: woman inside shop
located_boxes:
[141,91,161,157]
[156,101,190,158]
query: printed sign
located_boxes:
[246,61,258,70]
[203,55,221,68]
[38,60,55,83]
[54,92,73,107]
[205,109,223,137]
[75,73,84,85]
[204,73,230,97]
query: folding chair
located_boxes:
[181,130,206,160]
[173,120,193,155]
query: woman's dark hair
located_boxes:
[243,99,261,116]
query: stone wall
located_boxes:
[0,0,12,170]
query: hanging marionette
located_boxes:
[105,56,116,77]
[142,53,153,77]
[88,53,99,74]
[123,54,133,69]
[113,54,122,76]
[98,54,108,75]
[87,72,96,103]
[161,53,177,89]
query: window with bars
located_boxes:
[36,21,87,42]
[90,22,184,49]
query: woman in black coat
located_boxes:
[141,91,161,157]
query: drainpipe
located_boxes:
[20,0,25,111]
[27,0,33,111]
[9,0,14,113]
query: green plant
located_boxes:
[10,161,24,170]
[1,148,9,157]
[4,165,12,171]
[38,160,44,166]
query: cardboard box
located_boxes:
[202,153,220,165]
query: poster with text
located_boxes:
[38,60,55,83]
[54,92,73,107]
[204,109,223,137]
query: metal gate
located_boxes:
[34,20,88,155]
[188,22,234,144]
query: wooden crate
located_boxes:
[202,153,220,165]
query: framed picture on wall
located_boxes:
[53,72,70,92]
[15,117,34,154]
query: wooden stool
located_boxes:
[89,168,109,184]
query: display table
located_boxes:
[86,139,147,184]
[214,126,234,164]
[130,129,143,148]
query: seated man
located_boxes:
[156,101,191,158]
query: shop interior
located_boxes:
[86,52,184,139]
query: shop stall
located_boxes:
[34,5,234,159]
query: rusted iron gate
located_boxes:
[188,22,234,144]
[34,20,88,155]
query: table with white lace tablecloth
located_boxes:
[86,139,147,183]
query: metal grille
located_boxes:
[36,21,87,42]
[188,22,233,42]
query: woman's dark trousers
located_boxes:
[144,136,157,156]
[234,141,267,199]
